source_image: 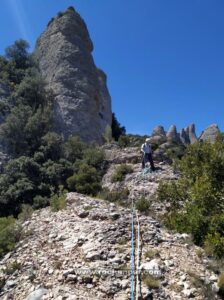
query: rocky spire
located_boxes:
[166,125,180,143]
[34,7,112,143]
[179,128,190,144]
[152,125,166,136]
[200,124,220,143]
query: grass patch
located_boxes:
[195,248,204,259]
[144,249,160,259]
[97,187,130,207]
[18,204,33,222]
[0,217,22,259]
[143,274,160,289]
[50,193,66,212]
[3,260,22,275]
[135,197,151,214]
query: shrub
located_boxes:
[0,217,22,258]
[57,11,64,18]
[32,195,49,209]
[157,137,224,257]
[103,125,113,143]
[63,136,85,163]
[218,273,224,296]
[111,164,133,182]
[97,187,130,206]
[50,192,67,212]
[111,113,126,141]
[67,6,75,12]
[67,163,101,196]
[82,147,105,170]
[135,197,151,214]
[143,274,160,289]
[3,260,22,275]
[47,17,54,27]
[118,135,130,148]
[18,204,33,222]
[144,249,160,259]
[0,278,5,292]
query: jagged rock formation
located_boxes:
[34,7,112,143]
[185,124,198,144]
[152,125,166,137]
[179,128,190,144]
[200,124,220,143]
[166,125,180,143]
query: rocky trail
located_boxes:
[0,146,221,300]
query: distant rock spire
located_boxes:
[166,125,180,143]
[200,124,220,143]
[152,125,166,136]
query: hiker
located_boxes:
[141,138,155,171]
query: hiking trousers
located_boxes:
[142,153,155,171]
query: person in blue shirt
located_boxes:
[141,138,155,171]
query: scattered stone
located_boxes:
[25,288,48,300]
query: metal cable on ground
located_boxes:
[135,211,140,300]
[131,197,135,300]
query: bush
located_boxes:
[63,136,85,163]
[135,197,151,214]
[3,260,21,275]
[50,192,67,212]
[218,273,224,296]
[144,249,160,259]
[111,113,126,141]
[157,137,224,257]
[33,195,49,209]
[0,217,22,258]
[67,163,101,196]
[143,274,160,289]
[82,147,105,170]
[18,204,33,222]
[111,164,133,182]
[97,187,129,205]
[118,135,130,148]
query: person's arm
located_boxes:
[141,144,145,153]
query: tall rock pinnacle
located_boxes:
[34,7,112,143]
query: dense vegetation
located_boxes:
[157,135,224,258]
[0,40,106,218]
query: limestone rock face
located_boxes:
[186,124,197,144]
[180,124,197,145]
[152,125,166,136]
[180,128,190,144]
[200,124,220,143]
[34,7,112,143]
[166,125,180,143]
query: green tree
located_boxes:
[111,113,126,141]
[5,39,30,69]
[67,163,101,196]
[157,135,224,258]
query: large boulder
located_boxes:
[34,7,112,144]
[200,124,220,143]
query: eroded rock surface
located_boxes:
[34,7,112,143]
[200,124,220,143]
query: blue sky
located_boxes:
[0,0,224,136]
